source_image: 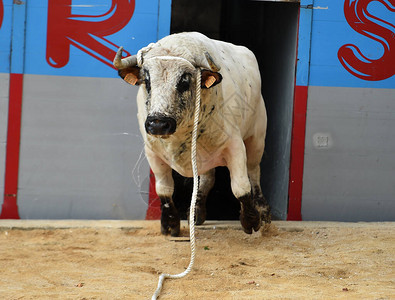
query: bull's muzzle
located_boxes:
[145,116,177,136]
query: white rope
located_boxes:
[151,68,201,300]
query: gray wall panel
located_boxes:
[0,74,9,141]
[18,75,149,219]
[302,86,395,221]
[0,73,10,212]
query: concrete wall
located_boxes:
[302,86,395,221]
[2,0,394,221]
[299,0,395,221]
[17,75,149,219]
[0,0,170,219]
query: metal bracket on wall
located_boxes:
[301,4,328,9]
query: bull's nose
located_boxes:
[145,116,176,136]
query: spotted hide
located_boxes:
[114,32,270,236]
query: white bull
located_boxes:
[114,32,270,236]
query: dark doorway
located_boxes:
[170,0,299,220]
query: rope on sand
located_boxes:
[151,68,202,300]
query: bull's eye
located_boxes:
[144,69,151,93]
[177,73,191,93]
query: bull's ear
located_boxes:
[201,69,222,89]
[118,66,141,85]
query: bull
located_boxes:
[114,32,270,236]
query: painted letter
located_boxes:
[338,0,395,81]
[0,0,3,29]
[46,0,134,68]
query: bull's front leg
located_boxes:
[193,168,215,225]
[145,148,180,236]
[224,138,261,234]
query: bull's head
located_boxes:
[114,47,222,137]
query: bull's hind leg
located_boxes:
[194,168,215,225]
[145,148,180,236]
[224,137,261,234]
[245,136,271,224]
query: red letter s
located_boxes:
[338,0,395,81]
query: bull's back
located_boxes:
[206,36,265,139]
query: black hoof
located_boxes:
[195,205,206,226]
[170,223,181,237]
[186,205,206,226]
[161,223,180,237]
[252,189,272,225]
[240,211,261,234]
[161,202,180,236]
[262,205,272,224]
[239,194,262,234]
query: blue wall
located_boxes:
[0,0,172,77]
[298,0,394,89]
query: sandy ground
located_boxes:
[0,220,393,300]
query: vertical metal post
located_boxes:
[287,0,313,221]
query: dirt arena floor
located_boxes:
[0,220,393,299]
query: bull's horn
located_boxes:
[194,50,221,72]
[204,52,221,72]
[113,47,138,69]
